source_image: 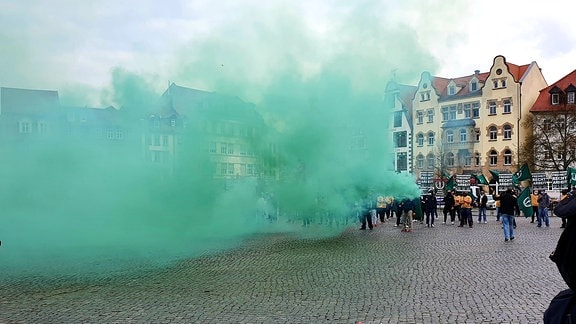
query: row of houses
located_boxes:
[2,54,574,190]
[386,54,576,186]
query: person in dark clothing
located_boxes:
[424,190,436,227]
[359,198,374,230]
[495,188,518,241]
[443,190,456,225]
[399,198,415,232]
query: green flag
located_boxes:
[489,170,499,183]
[513,163,532,184]
[477,174,489,185]
[517,187,533,218]
[446,176,456,191]
[568,167,576,187]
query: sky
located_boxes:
[1,0,575,106]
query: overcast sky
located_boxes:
[1,0,575,106]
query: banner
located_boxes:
[531,172,547,190]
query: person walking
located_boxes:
[496,188,518,241]
[477,190,488,223]
[537,190,551,227]
[443,190,456,225]
[399,197,415,232]
[530,190,539,224]
[424,190,436,228]
[359,198,374,230]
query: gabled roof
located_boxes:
[0,87,60,115]
[397,83,417,112]
[506,62,531,83]
[431,72,489,101]
[530,69,576,113]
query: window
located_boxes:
[417,133,424,146]
[447,152,455,167]
[38,121,48,135]
[489,150,498,166]
[247,164,254,175]
[459,129,467,142]
[446,130,454,143]
[489,126,498,140]
[442,107,449,121]
[471,81,477,91]
[475,152,481,166]
[170,119,176,127]
[489,101,497,115]
[220,163,227,175]
[504,149,512,165]
[420,93,426,101]
[503,125,512,139]
[427,132,435,146]
[501,79,506,87]
[417,111,424,124]
[449,106,457,120]
[464,152,472,166]
[19,120,32,133]
[427,109,434,123]
[568,92,575,104]
[503,100,511,113]
[220,143,228,154]
[474,128,480,141]
[417,155,424,169]
[394,131,407,148]
[493,80,499,89]
[552,93,560,105]
[464,104,471,118]
[394,111,403,127]
[449,86,455,95]
[472,103,480,118]
[396,152,407,171]
[228,163,235,175]
[162,135,169,146]
[227,143,234,154]
[209,142,216,153]
[427,154,435,168]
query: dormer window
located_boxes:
[449,86,455,95]
[568,92,575,104]
[552,93,560,105]
[471,81,477,91]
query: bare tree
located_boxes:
[523,97,576,171]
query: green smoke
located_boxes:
[0,1,468,278]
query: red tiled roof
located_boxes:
[531,69,576,113]
[506,63,530,83]
[431,72,489,99]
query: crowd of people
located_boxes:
[357,187,570,243]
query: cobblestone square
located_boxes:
[0,214,568,323]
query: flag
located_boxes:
[476,174,489,185]
[513,163,532,184]
[446,176,456,191]
[568,167,576,187]
[517,187,533,218]
[489,170,499,183]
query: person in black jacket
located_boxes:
[443,190,456,225]
[495,188,518,241]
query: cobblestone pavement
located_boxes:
[0,213,569,323]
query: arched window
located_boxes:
[428,132,435,146]
[446,130,454,143]
[447,152,455,166]
[489,126,497,140]
[417,133,424,146]
[503,125,512,139]
[417,154,424,169]
[427,153,435,168]
[489,150,498,166]
[504,149,512,165]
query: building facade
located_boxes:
[411,55,547,181]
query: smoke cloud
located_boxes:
[0,0,465,278]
